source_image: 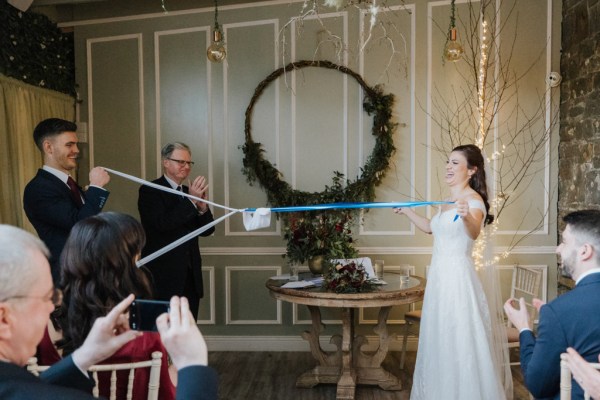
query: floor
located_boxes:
[208,350,530,400]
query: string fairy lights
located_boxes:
[476,18,489,147]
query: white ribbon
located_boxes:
[104,168,240,212]
[103,167,446,269]
[136,211,237,267]
[103,167,273,268]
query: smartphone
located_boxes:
[129,299,170,331]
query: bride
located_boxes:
[394,144,512,399]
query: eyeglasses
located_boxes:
[167,158,195,167]
[0,287,63,307]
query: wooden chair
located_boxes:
[27,351,163,400]
[399,308,421,369]
[560,352,600,400]
[399,265,424,370]
[506,266,543,366]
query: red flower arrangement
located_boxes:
[323,261,374,293]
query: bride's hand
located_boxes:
[455,200,470,218]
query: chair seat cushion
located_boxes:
[405,310,421,321]
[506,326,520,342]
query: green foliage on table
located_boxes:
[283,174,359,264]
[0,2,75,95]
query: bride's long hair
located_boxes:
[453,144,494,225]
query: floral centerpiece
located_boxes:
[283,209,358,265]
[323,260,374,293]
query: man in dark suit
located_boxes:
[138,142,215,320]
[504,209,600,399]
[23,118,110,283]
[0,224,218,400]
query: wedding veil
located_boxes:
[476,153,513,399]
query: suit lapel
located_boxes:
[39,169,73,199]
[156,176,181,204]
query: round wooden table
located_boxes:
[266,273,426,400]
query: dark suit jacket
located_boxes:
[0,356,218,400]
[0,355,95,399]
[519,272,600,400]
[23,169,109,282]
[138,176,215,300]
[176,365,219,400]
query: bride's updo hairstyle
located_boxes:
[453,144,494,226]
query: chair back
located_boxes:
[508,266,543,329]
[27,351,162,400]
[560,352,600,400]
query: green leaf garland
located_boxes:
[241,60,397,263]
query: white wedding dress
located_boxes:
[410,200,508,400]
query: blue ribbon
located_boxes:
[245,201,453,213]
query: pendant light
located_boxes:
[444,0,464,62]
[207,0,226,63]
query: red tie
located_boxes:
[67,176,83,207]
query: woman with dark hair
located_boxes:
[394,144,511,399]
[36,212,176,400]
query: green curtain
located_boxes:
[0,74,75,230]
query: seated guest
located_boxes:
[0,224,218,400]
[0,224,143,399]
[504,209,600,399]
[37,212,176,400]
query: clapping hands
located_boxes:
[189,176,209,212]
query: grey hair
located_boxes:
[0,225,49,301]
[161,142,191,160]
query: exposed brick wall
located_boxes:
[560,0,600,217]
[558,0,600,292]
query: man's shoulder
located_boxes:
[139,176,168,194]
[0,361,35,381]
[0,362,91,400]
[546,277,600,312]
[24,170,61,197]
[25,169,51,186]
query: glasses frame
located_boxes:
[167,158,195,167]
[0,287,63,307]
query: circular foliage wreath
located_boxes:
[241,60,397,263]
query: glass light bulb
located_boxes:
[207,30,226,63]
[207,43,226,63]
[444,27,464,62]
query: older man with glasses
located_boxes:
[0,224,141,398]
[138,142,215,320]
[0,224,218,400]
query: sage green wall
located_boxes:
[66,0,561,346]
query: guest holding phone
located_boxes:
[36,212,176,400]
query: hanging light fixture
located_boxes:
[207,0,226,63]
[444,0,464,62]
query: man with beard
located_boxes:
[504,209,600,399]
